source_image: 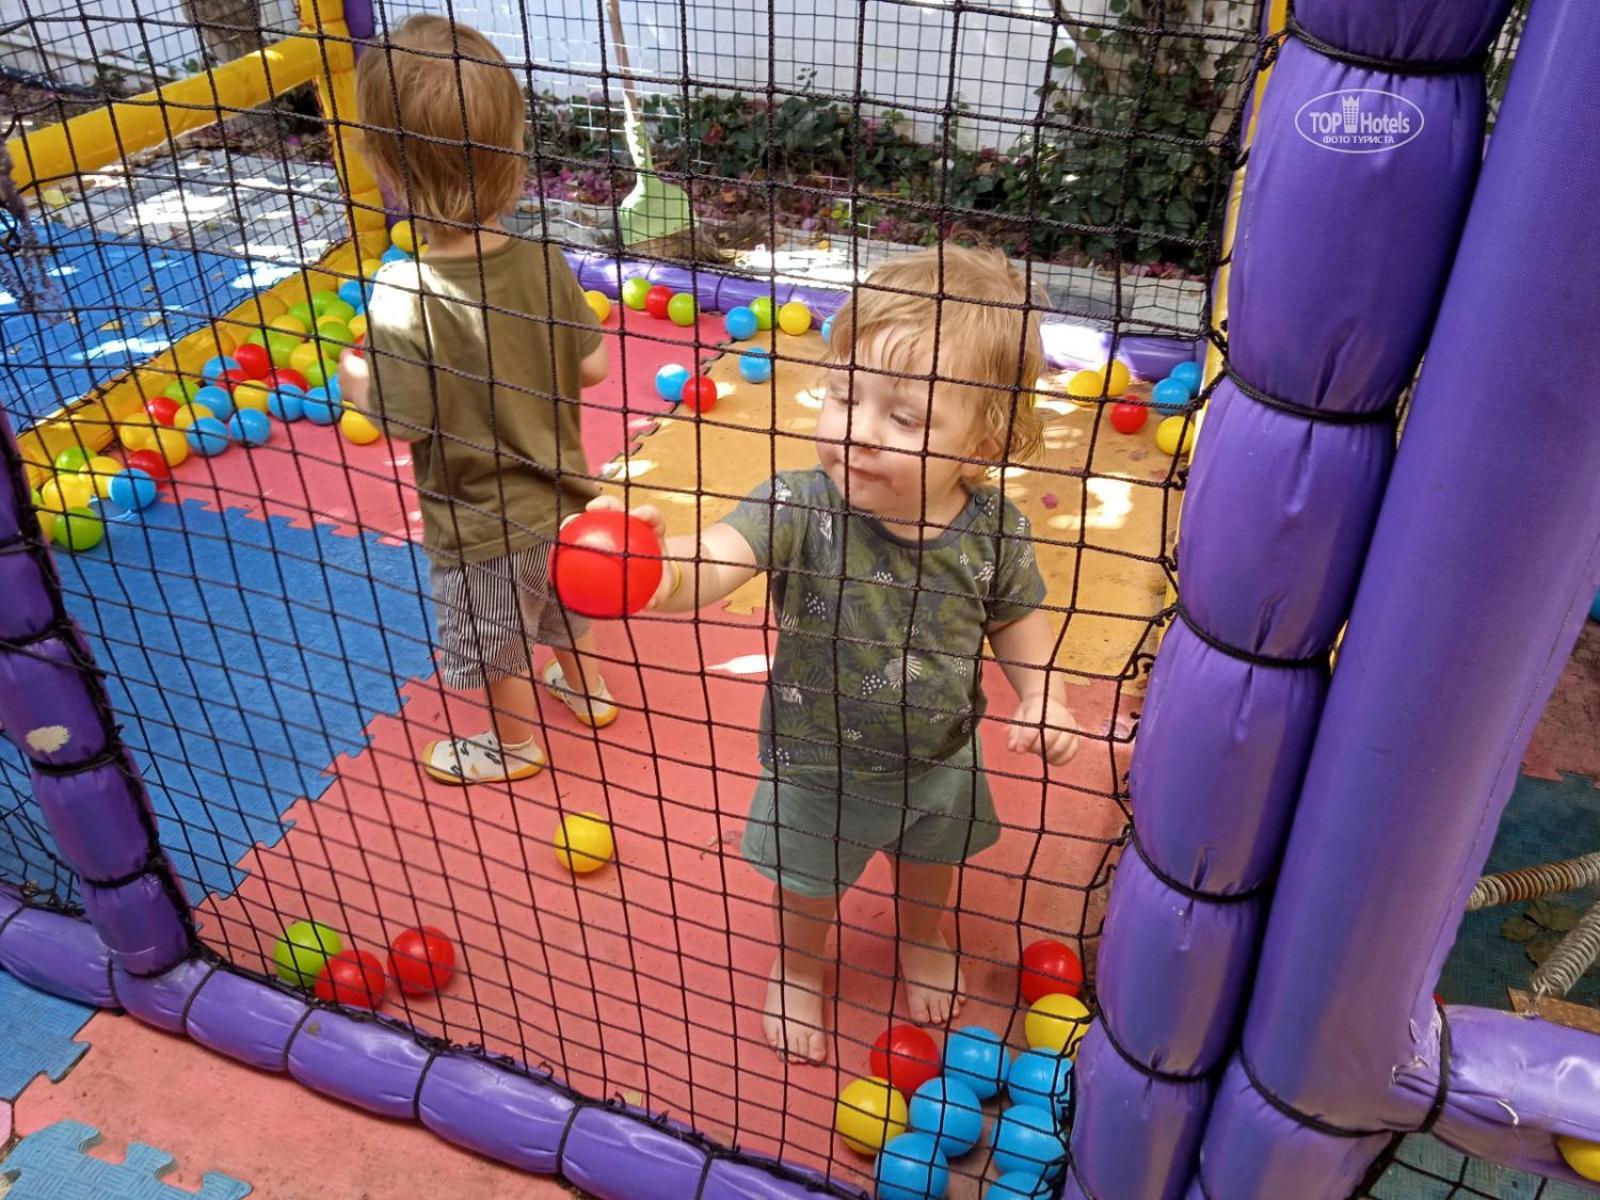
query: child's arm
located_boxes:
[580,496,758,612]
[988,609,1080,766]
[579,342,608,388]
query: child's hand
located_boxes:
[1008,691,1081,766]
[573,496,675,609]
[336,348,371,410]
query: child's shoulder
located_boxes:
[766,467,833,503]
[964,485,1033,538]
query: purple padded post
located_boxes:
[1066,4,1508,1196]
[0,410,192,976]
[1193,0,1600,1193]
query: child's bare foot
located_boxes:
[900,930,966,1025]
[764,959,827,1063]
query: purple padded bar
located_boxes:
[1067,4,1504,1196]
[417,1053,573,1174]
[1195,0,1600,1192]
[0,888,115,1005]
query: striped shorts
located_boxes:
[428,543,590,689]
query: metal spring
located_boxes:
[1530,899,1600,1000]
[1466,851,1600,911]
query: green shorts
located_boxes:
[741,741,1001,898]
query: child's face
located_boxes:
[816,332,985,524]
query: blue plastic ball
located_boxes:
[201,355,239,383]
[327,374,343,400]
[943,1026,1009,1101]
[988,1171,1053,1200]
[655,363,691,402]
[107,467,158,512]
[873,1131,949,1200]
[724,306,758,341]
[738,350,773,384]
[194,385,235,420]
[268,385,306,422]
[820,315,833,344]
[302,387,343,426]
[187,416,232,457]
[337,279,368,311]
[990,1105,1066,1180]
[1152,377,1191,416]
[380,245,412,265]
[907,1077,985,1157]
[229,409,272,447]
[1168,360,1203,393]
[1006,1050,1073,1116]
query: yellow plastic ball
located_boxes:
[289,341,325,374]
[777,300,812,336]
[39,474,95,514]
[1067,360,1132,402]
[172,404,215,431]
[340,409,382,445]
[82,455,123,498]
[1025,992,1091,1055]
[554,811,615,874]
[1155,416,1196,457]
[1559,1136,1600,1182]
[119,416,160,452]
[584,290,612,324]
[360,256,384,279]
[152,426,190,467]
[35,506,57,543]
[233,381,273,413]
[835,1076,908,1155]
[390,219,419,255]
[348,314,368,340]
[268,315,307,337]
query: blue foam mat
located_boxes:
[0,972,94,1101]
[0,498,435,902]
[0,1119,251,1199]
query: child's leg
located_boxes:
[765,883,837,1064]
[486,671,540,746]
[537,611,619,729]
[891,858,965,1025]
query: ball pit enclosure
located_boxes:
[2,0,1600,1197]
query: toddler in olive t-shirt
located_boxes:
[589,246,1081,1063]
[337,16,617,784]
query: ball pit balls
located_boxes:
[311,289,342,317]
[39,474,94,514]
[214,368,250,394]
[233,381,272,412]
[1559,1136,1600,1182]
[150,426,189,467]
[645,285,674,320]
[172,403,215,431]
[229,409,272,447]
[163,378,200,404]
[552,510,664,618]
[738,351,773,384]
[301,358,335,391]
[341,410,382,445]
[907,1077,985,1157]
[724,306,758,341]
[683,375,720,413]
[323,298,358,323]
[269,386,306,422]
[302,388,342,426]
[83,456,122,498]
[988,1172,1053,1200]
[267,315,307,337]
[287,302,317,327]
[1152,377,1191,416]
[835,1076,908,1155]
[338,279,367,311]
[194,385,234,420]
[553,811,615,874]
[874,1131,949,1200]
[291,342,325,373]
[52,506,104,552]
[387,926,456,995]
[1006,1049,1074,1116]
[145,396,180,427]
[52,447,92,475]
[315,948,388,1010]
[821,315,833,344]
[202,355,239,383]
[390,218,419,255]
[777,300,812,336]
[990,1105,1066,1180]
[124,449,171,485]
[1025,992,1091,1055]
[943,1026,1009,1100]
[348,314,368,341]
[585,289,612,323]
[621,277,651,310]
[273,920,343,986]
[1155,416,1196,458]
[1169,360,1203,393]
[314,320,354,350]
[107,468,159,513]
[750,296,775,330]
[118,416,160,452]
[1020,938,1084,1004]
[655,364,691,402]
[381,245,412,265]
[269,367,308,393]
[870,1024,941,1099]
[667,293,698,327]
[1109,402,1148,435]
[233,342,271,379]
[187,417,232,457]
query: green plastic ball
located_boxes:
[667,293,698,327]
[53,447,92,474]
[273,920,343,987]
[163,378,200,404]
[266,332,303,368]
[750,296,775,330]
[287,302,317,327]
[314,320,353,348]
[301,358,334,389]
[310,290,341,316]
[52,506,105,552]
[321,299,357,324]
[621,277,651,310]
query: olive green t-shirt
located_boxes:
[722,467,1047,778]
[361,237,603,563]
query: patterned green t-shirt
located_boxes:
[722,467,1047,777]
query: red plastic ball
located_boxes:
[145,396,181,427]
[682,376,719,413]
[551,511,665,619]
[870,1024,942,1099]
[644,285,673,320]
[269,367,309,392]
[214,369,248,393]
[314,948,387,1009]
[233,342,271,379]
[124,449,172,485]
[1020,938,1084,1004]
[1110,402,1148,435]
[388,926,457,995]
